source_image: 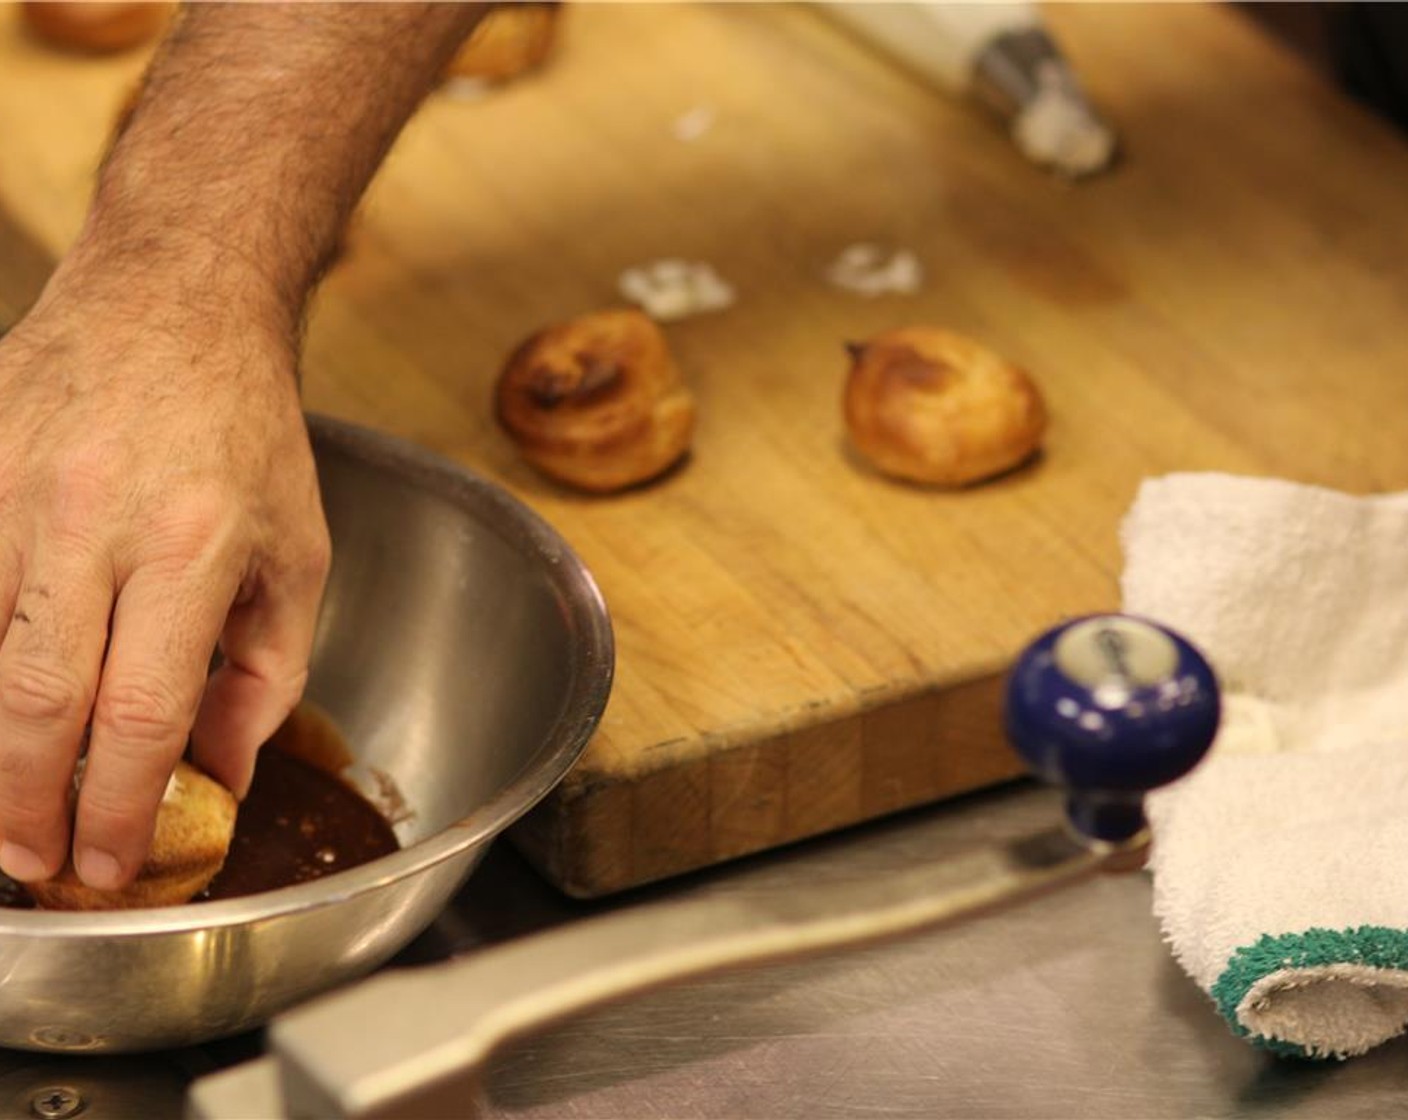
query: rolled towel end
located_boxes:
[1212,928,1408,1059]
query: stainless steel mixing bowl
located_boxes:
[0,414,614,1053]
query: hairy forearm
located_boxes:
[54,1,487,335]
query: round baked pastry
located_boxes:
[26,760,237,911]
[444,2,559,86]
[843,327,1047,486]
[21,2,172,54]
[495,308,696,493]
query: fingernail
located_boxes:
[230,760,255,801]
[76,847,124,892]
[0,841,49,883]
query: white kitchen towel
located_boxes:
[1121,473,1408,1059]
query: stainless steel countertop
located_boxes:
[472,785,1408,1120]
[4,781,1407,1118]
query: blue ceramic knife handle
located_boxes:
[1004,614,1221,843]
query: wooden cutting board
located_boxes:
[4,3,1408,897]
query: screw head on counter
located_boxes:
[1004,614,1221,843]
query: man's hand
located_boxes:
[0,2,486,892]
[0,268,328,891]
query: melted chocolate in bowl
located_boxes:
[0,706,400,909]
[200,746,400,900]
[202,704,401,900]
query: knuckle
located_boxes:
[49,446,126,533]
[55,443,124,501]
[0,660,90,726]
[120,482,243,574]
[93,676,192,748]
[146,493,232,556]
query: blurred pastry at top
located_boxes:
[21,2,174,55]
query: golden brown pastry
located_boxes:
[495,308,696,493]
[21,2,173,55]
[27,760,237,911]
[444,2,560,86]
[843,326,1047,486]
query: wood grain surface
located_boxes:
[2,3,1408,895]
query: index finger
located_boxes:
[75,562,240,891]
[0,545,111,883]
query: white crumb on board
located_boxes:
[672,105,716,142]
[826,244,924,297]
[618,259,736,321]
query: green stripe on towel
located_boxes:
[1212,926,1408,1058]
